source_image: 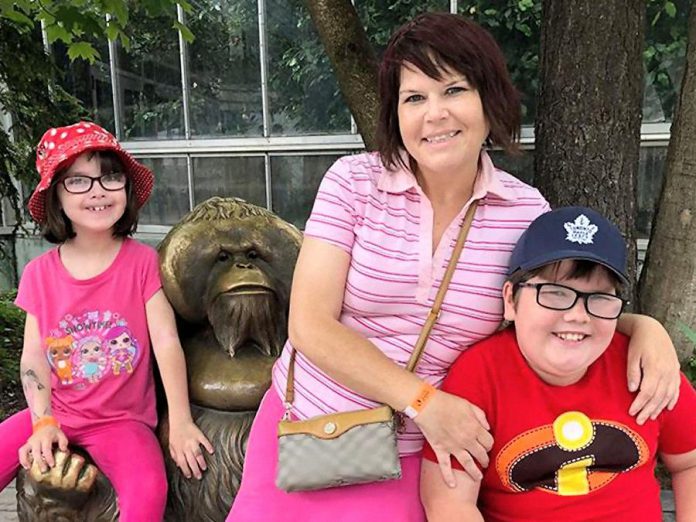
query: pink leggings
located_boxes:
[0,409,167,521]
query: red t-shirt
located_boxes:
[15,238,162,429]
[422,327,696,522]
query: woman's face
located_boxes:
[397,63,489,180]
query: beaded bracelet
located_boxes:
[403,382,437,419]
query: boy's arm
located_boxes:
[420,459,484,522]
[661,448,696,522]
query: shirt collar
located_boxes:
[377,149,513,200]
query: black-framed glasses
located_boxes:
[517,282,626,320]
[61,173,126,194]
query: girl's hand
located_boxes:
[18,426,69,473]
[168,420,214,480]
[626,317,681,424]
[414,391,493,487]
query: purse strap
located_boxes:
[284,201,479,410]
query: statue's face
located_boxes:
[157,198,302,411]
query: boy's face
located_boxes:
[503,260,619,386]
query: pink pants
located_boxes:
[227,389,426,522]
[0,409,167,521]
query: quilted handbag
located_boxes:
[276,202,478,492]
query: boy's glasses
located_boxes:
[517,282,626,320]
[61,173,126,194]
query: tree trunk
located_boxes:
[534,1,645,297]
[638,1,696,362]
[304,0,379,150]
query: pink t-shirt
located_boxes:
[272,151,551,455]
[15,238,162,429]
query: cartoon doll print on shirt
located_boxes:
[44,310,141,389]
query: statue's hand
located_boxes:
[28,449,99,494]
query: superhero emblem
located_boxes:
[496,411,649,496]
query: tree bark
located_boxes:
[304,0,379,150]
[534,1,645,296]
[638,1,696,362]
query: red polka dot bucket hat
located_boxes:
[29,121,154,224]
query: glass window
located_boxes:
[187,0,263,137]
[266,0,351,135]
[636,146,666,238]
[53,40,115,132]
[137,157,190,225]
[192,156,266,207]
[270,153,344,228]
[113,5,184,140]
[643,0,689,123]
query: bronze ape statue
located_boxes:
[16,197,302,521]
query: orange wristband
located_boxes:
[403,382,437,419]
[32,416,60,433]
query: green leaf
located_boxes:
[1,8,34,27]
[664,1,676,18]
[678,322,696,347]
[67,41,101,62]
[44,23,74,44]
[173,19,194,43]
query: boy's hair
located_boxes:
[508,259,625,300]
[41,151,140,244]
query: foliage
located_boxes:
[0,0,192,63]
[0,290,24,418]
[0,19,86,227]
[645,0,690,121]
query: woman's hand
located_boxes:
[18,425,69,472]
[624,314,681,424]
[168,419,214,480]
[414,390,493,486]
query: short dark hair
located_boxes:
[377,12,521,170]
[509,260,625,297]
[41,151,140,244]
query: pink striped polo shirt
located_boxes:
[272,150,550,455]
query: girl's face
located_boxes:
[397,63,489,181]
[57,152,127,237]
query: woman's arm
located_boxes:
[661,449,696,522]
[420,459,484,522]
[289,237,493,483]
[617,313,681,424]
[18,314,68,471]
[147,290,213,480]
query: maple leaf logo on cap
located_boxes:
[564,214,598,245]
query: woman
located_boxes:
[228,12,679,522]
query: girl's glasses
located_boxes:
[62,173,126,194]
[516,282,626,320]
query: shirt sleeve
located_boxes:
[303,156,358,253]
[140,245,163,302]
[421,343,495,470]
[658,373,696,455]
[14,259,39,317]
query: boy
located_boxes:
[421,207,696,521]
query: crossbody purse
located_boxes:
[275,202,478,492]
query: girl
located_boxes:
[0,122,213,521]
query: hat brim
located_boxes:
[510,249,630,284]
[28,141,153,224]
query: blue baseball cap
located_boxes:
[508,206,629,284]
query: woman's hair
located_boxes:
[42,151,140,244]
[377,12,521,170]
